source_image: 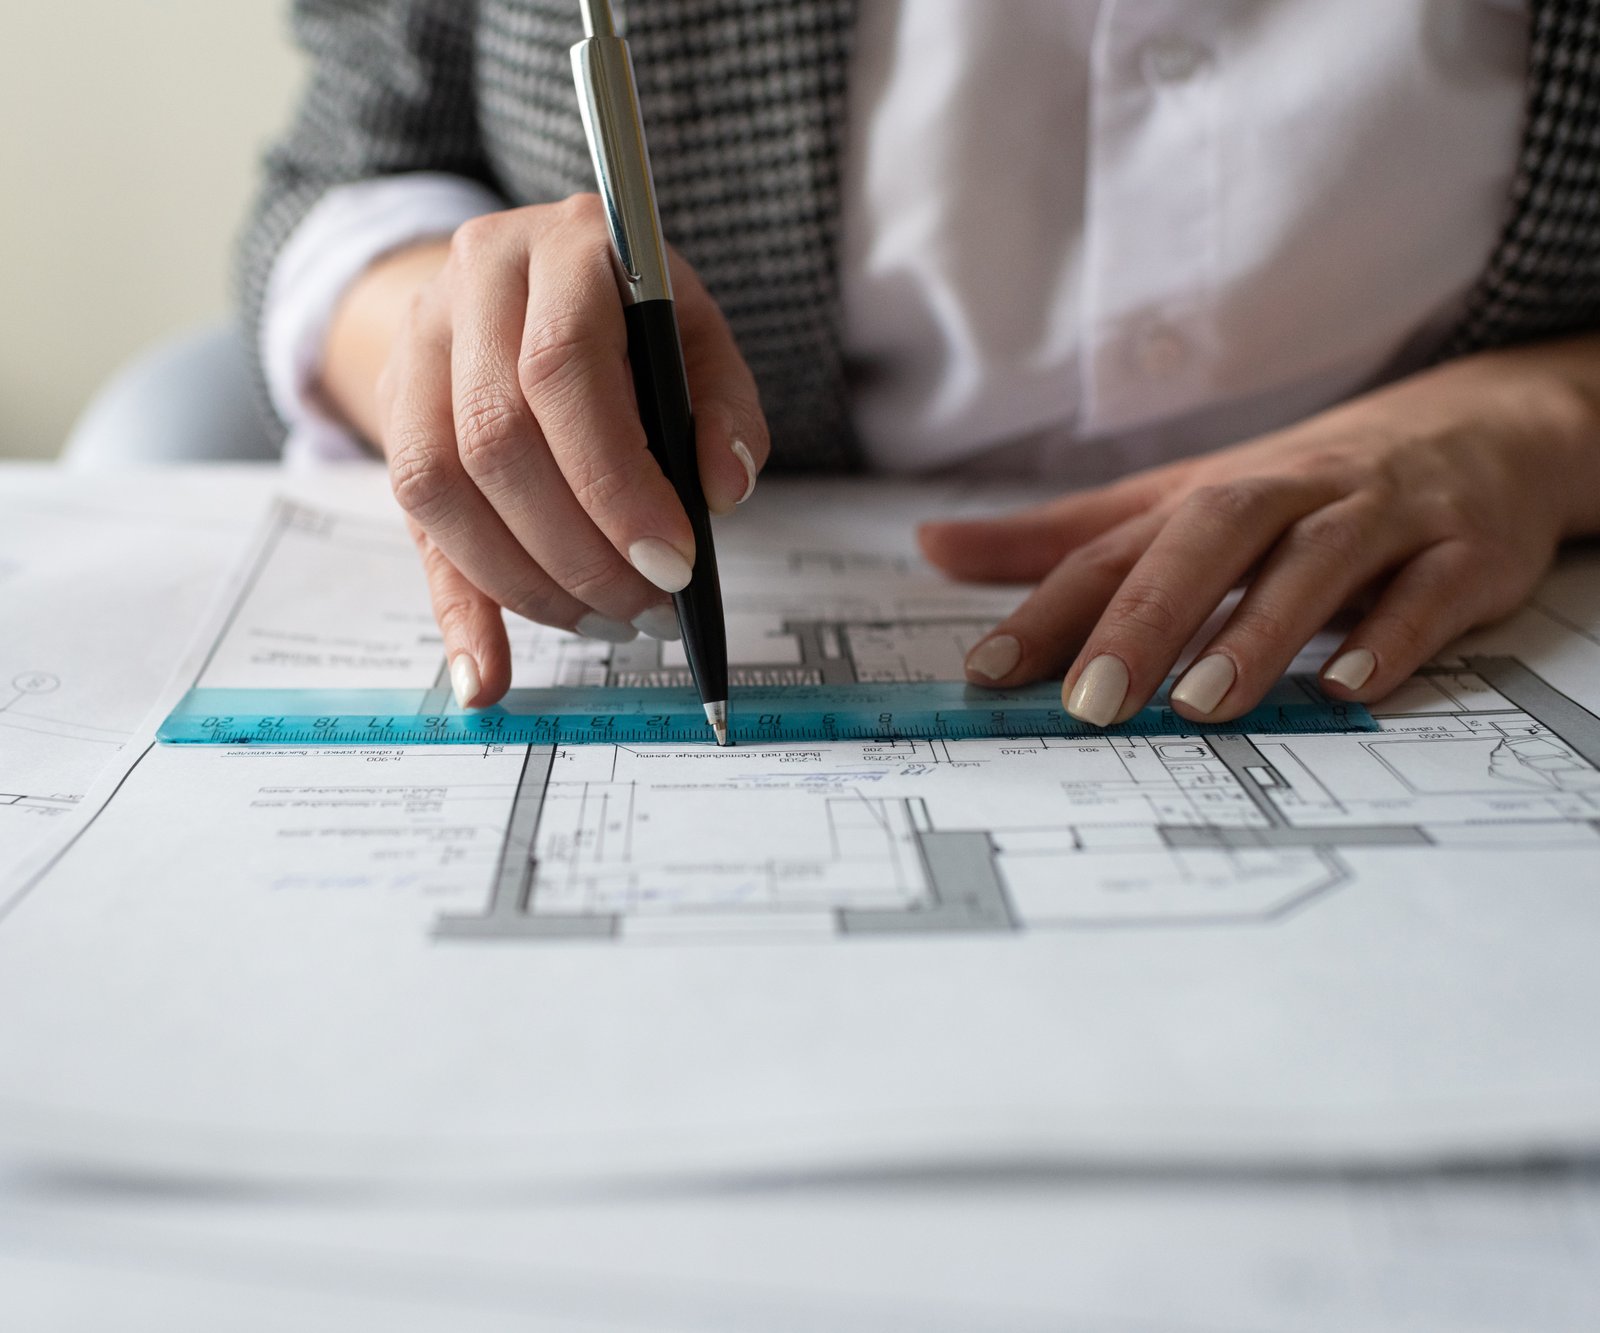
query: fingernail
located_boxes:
[1170,653,1236,716]
[731,440,758,504]
[1323,647,1376,691]
[707,440,759,516]
[575,612,638,644]
[449,653,481,709]
[965,634,1022,682]
[629,538,694,593]
[632,604,682,641]
[1066,655,1130,727]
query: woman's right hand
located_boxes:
[319,194,768,708]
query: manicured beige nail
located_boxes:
[1067,655,1130,727]
[708,440,760,516]
[1170,653,1236,716]
[1323,648,1376,691]
[965,634,1022,682]
[632,604,682,641]
[575,612,639,644]
[449,654,481,709]
[731,440,758,504]
[628,538,694,593]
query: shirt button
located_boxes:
[1142,37,1210,87]
[1133,325,1191,379]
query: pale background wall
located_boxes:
[0,3,305,459]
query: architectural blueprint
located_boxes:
[1,483,1598,1185]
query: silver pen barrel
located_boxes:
[572,0,673,303]
[578,0,616,39]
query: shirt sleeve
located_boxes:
[263,173,502,467]
[234,0,505,452]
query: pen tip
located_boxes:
[705,699,729,748]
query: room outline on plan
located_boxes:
[434,609,1600,944]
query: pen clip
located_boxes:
[571,11,673,304]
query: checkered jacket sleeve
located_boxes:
[1447,0,1600,357]
[235,2,503,412]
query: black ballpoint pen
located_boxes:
[571,0,731,745]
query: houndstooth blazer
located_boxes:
[238,0,1600,470]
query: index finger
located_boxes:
[519,197,698,594]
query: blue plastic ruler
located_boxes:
[156,677,1375,747]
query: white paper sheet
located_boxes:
[0,471,258,881]
[2,475,1599,1186]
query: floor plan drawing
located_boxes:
[437,647,1600,943]
[4,487,1600,1184]
[23,494,1591,948]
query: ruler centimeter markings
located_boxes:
[156,679,1375,747]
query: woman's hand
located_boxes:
[320,196,768,708]
[920,337,1600,725]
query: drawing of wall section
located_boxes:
[1467,657,1600,771]
[1158,732,1428,851]
[433,746,594,939]
[1235,657,1600,835]
[434,751,1017,941]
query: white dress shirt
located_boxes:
[264,0,1529,477]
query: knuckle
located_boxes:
[1353,456,1402,502]
[1071,530,1140,583]
[1298,448,1386,495]
[567,455,637,519]
[557,191,607,231]
[448,213,504,267]
[1288,507,1365,566]
[430,589,482,640]
[503,582,567,629]
[1109,580,1184,640]
[1225,602,1295,650]
[551,547,632,608]
[388,440,454,524]
[1430,489,1498,544]
[1378,605,1434,659]
[1185,480,1274,528]
[455,386,530,479]
[519,314,595,404]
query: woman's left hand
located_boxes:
[919,336,1600,725]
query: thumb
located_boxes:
[671,251,770,516]
[695,395,767,517]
